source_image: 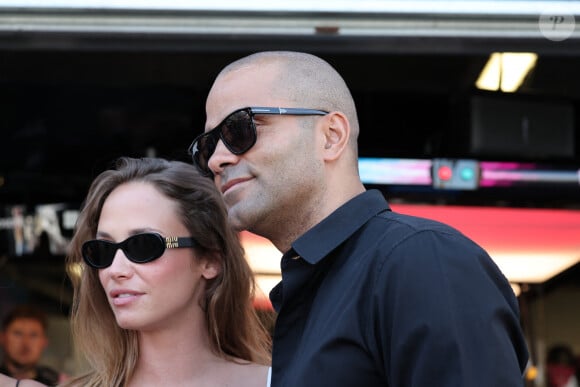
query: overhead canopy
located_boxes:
[0,1,579,54]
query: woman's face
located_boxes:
[96,181,219,331]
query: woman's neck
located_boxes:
[129,312,221,386]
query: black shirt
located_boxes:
[269,190,529,387]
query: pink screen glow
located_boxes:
[391,204,580,255]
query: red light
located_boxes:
[437,165,453,181]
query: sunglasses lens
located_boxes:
[220,110,256,154]
[192,133,218,176]
[124,233,165,263]
[82,240,117,269]
[81,233,166,268]
[191,109,257,176]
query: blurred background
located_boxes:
[1,1,579,386]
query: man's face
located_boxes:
[204,64,326,239]
[1,318,48,368]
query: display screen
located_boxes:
[0,204,79,257]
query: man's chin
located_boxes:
[227,213,247,232]
[227,206,253,232]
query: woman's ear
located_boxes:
[322,111,350,161]
[200,254,222,280]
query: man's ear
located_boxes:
[321,111,350,161]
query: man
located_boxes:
[189,51,529,386]
[0,305,59,386]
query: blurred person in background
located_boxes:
[547,344,579,387]
[0,305,62,386]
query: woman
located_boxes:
[3,157,271,387]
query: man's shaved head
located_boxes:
[216,51,360,151]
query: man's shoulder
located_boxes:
[359,209,481,261]
[375,208,462,237]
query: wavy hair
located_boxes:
[64,157,271,387]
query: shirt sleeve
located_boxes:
[372,228,529,387]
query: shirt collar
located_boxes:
[290,189,390,265]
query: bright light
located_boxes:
[437,165,453,181]
[460,167,475,181]
[476,52,537,92]
[240,231,282,274]
[492,252,579,284]
[255,275,281,299]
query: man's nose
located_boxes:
[207,139,240,175]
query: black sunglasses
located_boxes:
[81,232,197,269]
[188,106,328,177]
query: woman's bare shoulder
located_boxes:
[229,362,269,387]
